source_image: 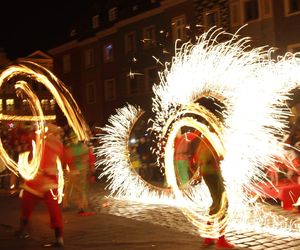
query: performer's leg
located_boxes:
[44,190,64,247]
[16,190,40,238]
[203,174,235,249]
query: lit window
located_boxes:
[230,1,241,27]
[204,9,220,30]
[41,99,49,111]
[108,7,117,21]
[62,54,71,73]
[104,78,116,101]
[104,43,114,62]
[143,25,156,48]
[86,82,96,104]
[50,99,56,110]
[243,0,260,22]
[284,0,300,15]
[171,15,186,43]
[0,99,3,111]
[6,99,14,111]
[84,48,94,68]
[92,15,99,29]
[22,100,29,112]
[125,32,136,53]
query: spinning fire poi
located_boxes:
[96,28,300,239]
[0,61,90,202]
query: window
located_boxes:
[50,99,56,111]
[204,9,220,30]
[243,0,259,22]
[127,76,140,95]
[104,78,116,101]
[0,99,3,111]
[125,32,136,53]
[171,15,186,43]
[62,54,71,73]
[103,43,114,62]
[284,0,300,16]
[41,99,49,111]
[145,67,158,91]
[288,43,300,53]
[143,25,156,48]
[262,0,272,18]
[86,82,96,104]
[230,1,241,27]
[92,15,99,29]
[108,7,117,21]
[6,99,14,112]
[84,48,94,68]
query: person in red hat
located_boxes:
[16,123,65,247]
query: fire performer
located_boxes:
[194,134,235,249]
[15,123,65,248]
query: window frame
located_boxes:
[171,15,187,43]
[127,75,141,96]
[124,31,137,54]
[92,15,100,29]
[287,43,300,53]
[104,78,117,101]
[103,42,114,63]
[262,0,272,18]
[230,0,241,27]
[84,48,95,69]
[6,98,14,112]
[108,7,118,22]
[284,0,300,16]
[242,0,261,23]
[143,25,156,48]
[62,54,71,73]
[145,66,158,92]
[86,82,97,104]
[203,8,221,30]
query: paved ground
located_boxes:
[88,182,300,250]
[1,181,300,249]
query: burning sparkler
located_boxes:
[97,28,300,237]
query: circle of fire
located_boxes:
[0,61,90,203]
[97,28,300,237]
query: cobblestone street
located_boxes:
[89,182,300,250]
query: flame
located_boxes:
[0,62,90,203]
[96,28,300,236]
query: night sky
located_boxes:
[0,2,92,60]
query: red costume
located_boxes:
[17,124,64,247]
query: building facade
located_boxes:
[48,0,196,127]
[48,0,300,127]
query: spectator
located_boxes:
[63,131,93,215]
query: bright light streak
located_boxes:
[0,114,56,121]
[96,28,300,237]
[95,104,176,205]
[0,62,90,202]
